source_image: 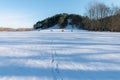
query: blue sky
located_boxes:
[0,0,120,28]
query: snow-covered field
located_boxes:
[0,30,120,80]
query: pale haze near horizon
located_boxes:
[0,0,119,28]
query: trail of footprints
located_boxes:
[51,40,63,80]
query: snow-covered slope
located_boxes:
[38,24,85,32]
[0,31,120,80]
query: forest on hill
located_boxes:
[34,13,86,29]
[34,2,120,32]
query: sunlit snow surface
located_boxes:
[0,30,120,80]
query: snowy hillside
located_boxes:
[0,31,120,80]
[46,24,79,30]
[38,25,85,32]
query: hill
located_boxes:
[33,13,87,30]
[34,13,120,32]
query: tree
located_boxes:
[58,13,68,28]
[85,2,111,31]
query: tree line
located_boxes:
[84,2,120,31]
[0,27,33,31]
[34,2,120,32]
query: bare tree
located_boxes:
[85,1,111,30]
[86,2,110,20]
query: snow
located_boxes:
[0,30,120,80]
[48,24,60,29]
[38,25,86,32]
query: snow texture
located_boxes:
[0,29,120,80]
[38,24,86,32]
